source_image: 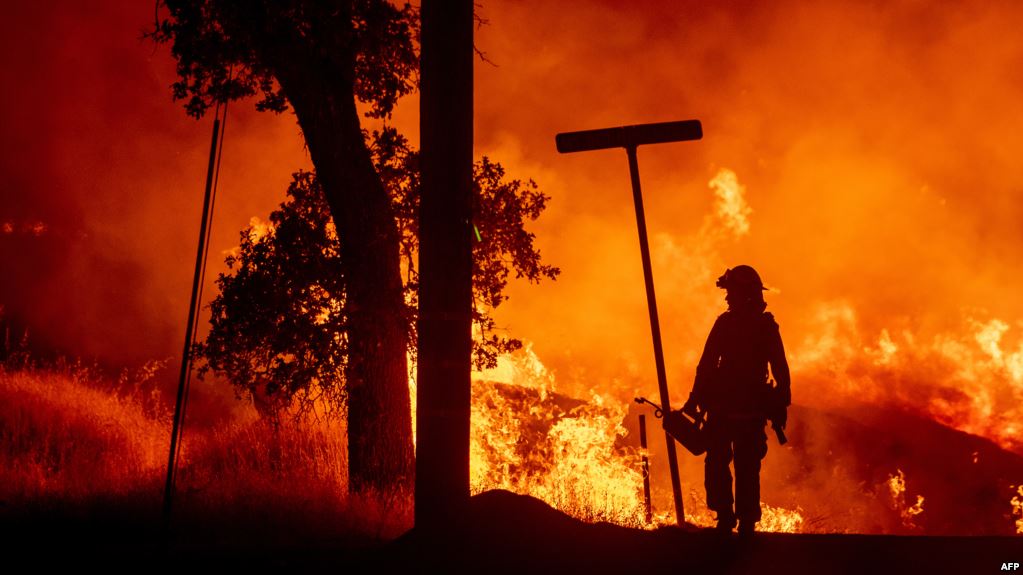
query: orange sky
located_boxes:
[469,1,1023,413]
[3,2,1023,435]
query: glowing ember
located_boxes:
[0,220,47,236]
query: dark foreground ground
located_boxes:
[5,491,1020,574]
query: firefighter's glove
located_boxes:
[662,409,678,431]
[681,396,701,420]
[771,407,788,431]
[772,386,791,411]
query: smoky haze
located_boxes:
[0,1,309,369]
[470,0,1023,448]
[2,0,1022,451]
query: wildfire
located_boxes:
[873,329,898,366]
[887,469,924,530]
[0,362,171,499]
[760,503,806,533]
[794,303,1023,453]
[1012,485,1023,535]
[681,493,804,533]
[247,215,274,240]
[708,168,752,237]
[469,346,805,532]
[975,319,1010,363]
[470,347,646,526]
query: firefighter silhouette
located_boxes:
[681,265,791,536]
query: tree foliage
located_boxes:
[196,128,559,416]
[148,0,418,119]
[150,0,539,492]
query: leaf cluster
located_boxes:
[195,172,348,415]
[148,0,418,118]
[470,157,560,368]
[196,129,559,413]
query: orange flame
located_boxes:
[887,469,924,530]
[708,168,752,237]
[469,346,805,532]
[1012,485,1023,535]
[793,303,1023,453]
[470,347,646,525]
[1006,484,1023,536]
[759,503,806,533]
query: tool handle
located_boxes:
[634,396,663,418]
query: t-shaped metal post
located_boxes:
[555,119,703,526]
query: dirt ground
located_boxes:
[6,490,1018,574]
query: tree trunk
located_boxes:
[416,0,474,529]
[273,60,414,494]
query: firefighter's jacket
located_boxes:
[690,310,791,418]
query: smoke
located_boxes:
[463,0,1023,532]
[4,0,1023,451]
[4,0,1023,534]
[469,0,1023,440]
[0,1,309,370]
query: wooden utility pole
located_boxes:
[416,0,474,529]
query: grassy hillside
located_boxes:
[3,358,1020,547]
[0,362,409,547]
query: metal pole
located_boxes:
[555,119,701,526]
[163,114,221,530]
[625,145,685,524]
[639,413,652,525]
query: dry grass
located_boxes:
[0,362,169,504]
[0,361,411,548]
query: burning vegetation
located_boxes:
[887,469,925,530]
[470,348,647,527]
[1012,486,1023,535]
[5,155,1023,537]
[6,0,1023,546]
[6,341,1021,537]
[5,161,1023,537]
[0,360,407,544]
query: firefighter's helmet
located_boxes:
[716,265,767,291]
